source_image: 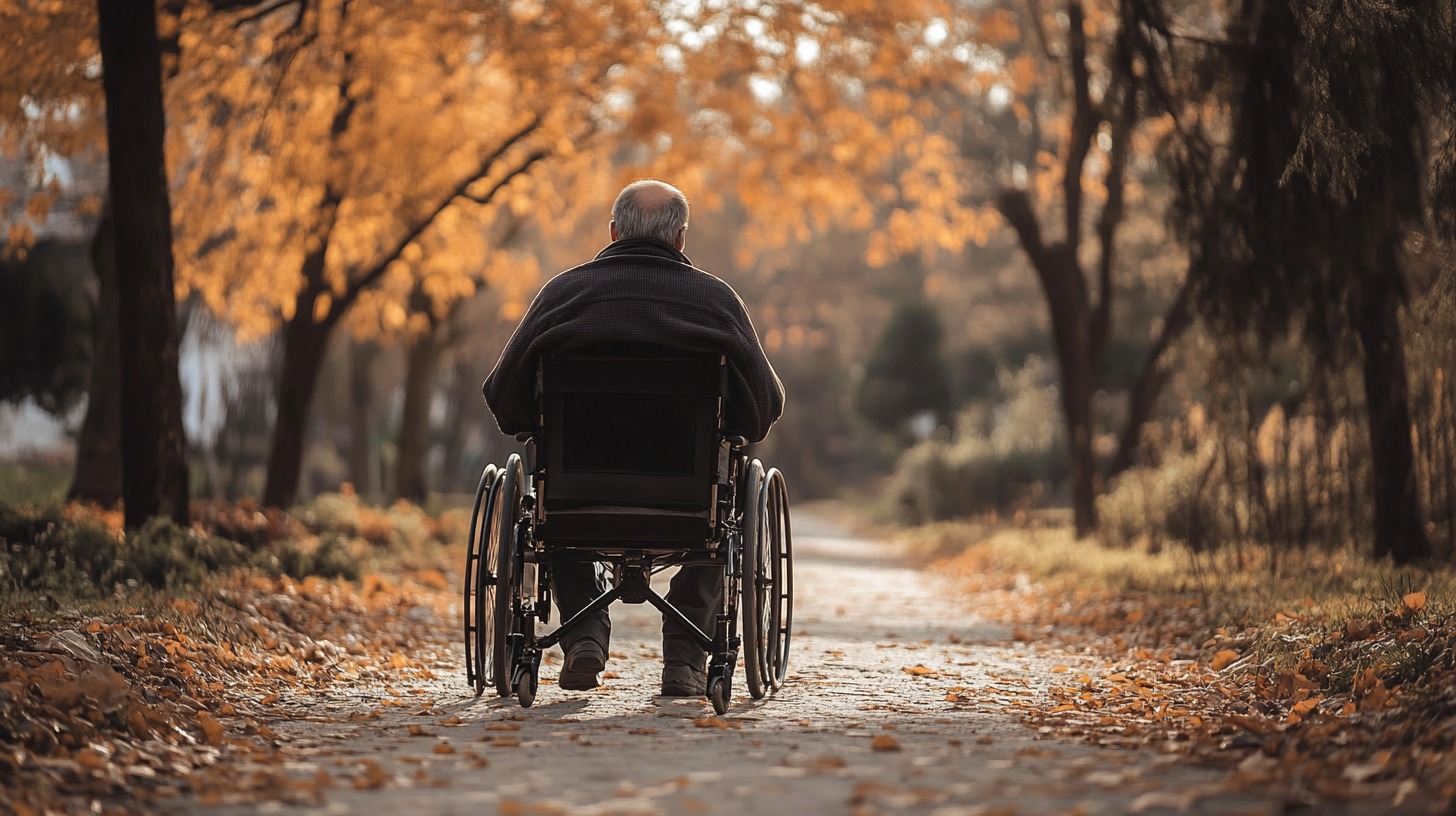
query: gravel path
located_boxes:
[170,511,1296,815]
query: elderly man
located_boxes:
[483,179,784,697]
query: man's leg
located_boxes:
[661,564,723,695]
[552,559,611,689]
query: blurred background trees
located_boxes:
[1,0,1453,564]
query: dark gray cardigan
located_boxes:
[482,237,785,443]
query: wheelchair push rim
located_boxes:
[494,454,528,699]
[463,463,499,696]
[739,459,771,700]
[763,468,794,690]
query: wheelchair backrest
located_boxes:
[538,344,726,512]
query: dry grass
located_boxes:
[917,518,1456,807]
[905,519,1455,626]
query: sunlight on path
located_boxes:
[170,510,1292,815]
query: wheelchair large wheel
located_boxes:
[739,459,771,699]
[762,468,794,690]
[464,464,500,696]
[493,454,527,698]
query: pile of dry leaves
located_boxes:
[1,500,460,815]
[934,536,1456,809]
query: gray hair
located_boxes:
[611,180,689,244]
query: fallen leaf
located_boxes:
[1210,649,1240,671]
[354,760,389,790]
[870,734,901,751]
[197,712,224,746]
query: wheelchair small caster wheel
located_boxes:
[517,674,536,707]
[708,678,729,715]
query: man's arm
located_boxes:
[482,296,546,437]
[723,290,785,443]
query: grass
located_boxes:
[0,457,72,504]
[0,490,467,605]
[905,518,1455,624]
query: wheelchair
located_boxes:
[463,345,793,715]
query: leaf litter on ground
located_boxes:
[1,497,464,814]
[924,522,1456,811]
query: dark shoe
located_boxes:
[559,640,606,690]
[661,663,707,697]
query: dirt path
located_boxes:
[171,512,1311,815]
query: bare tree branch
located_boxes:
[1090,23,1139,361]
[1062,0,1103,247]
[228,0,303,27]
[335,115,548,314]
[1110,275,1194,476]
[1022,0,1058,62]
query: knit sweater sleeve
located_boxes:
[721,288,785,443]
[480,282,557,436]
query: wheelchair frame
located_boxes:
[464,352,793,714]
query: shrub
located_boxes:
[125,517,249,590]
[1097,445,1240,552]
[293,492,361,536]
[888,357,1066,524]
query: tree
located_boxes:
[69,200,124,504]
[994,0,1191,536]
[96,0,189,527]
[0,241,92,415]
[163,2,621,507]
[166,0,1015,507]
[856,297,953,434]
[1164,0,1456,562]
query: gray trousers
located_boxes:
[552,560,723,667]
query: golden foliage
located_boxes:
[1,0,1127,333]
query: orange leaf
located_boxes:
[1289,698,1321,717]
[870,734,902,751]
[354,760,389,790]
[197,711,225,746]
[1210,649,1240,671]
[1403,592,1426,612]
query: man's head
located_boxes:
[610,180,690,250]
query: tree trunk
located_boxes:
[394,323,443,503]
[1110,280,1194,475]
[69,195,124,505]
[348,340,379,497]
[1356,248,1429,563]
[997,193,1101,537]
[97,0,189,528]
[441,356,478,485]
[1061,347,1098,536]
[261,286,334,508]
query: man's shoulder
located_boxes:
[543,253,740,297]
